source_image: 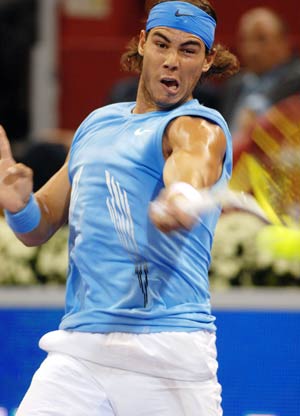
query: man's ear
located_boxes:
[202,48,217,73]
[138,30,147,56]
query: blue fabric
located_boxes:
[60,99,232,334]
[146,1,216,49]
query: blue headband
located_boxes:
[146,1,216,50]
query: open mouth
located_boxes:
[160,78,179,92]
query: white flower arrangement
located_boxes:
[210,212,300,288]
[0,213,299,287]
[0,216,68,285]
[35,226,69,283]
[0,217,38,285]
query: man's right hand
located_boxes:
[0,125,33,213]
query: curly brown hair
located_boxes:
[120,0,240,80]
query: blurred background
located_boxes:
[0,0,300,415]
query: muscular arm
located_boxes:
[150,116,226,232]
[163,116,226,188]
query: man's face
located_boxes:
[136,27,214,112]
[237,15,288,75]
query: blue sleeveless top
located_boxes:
[60,99,232,333]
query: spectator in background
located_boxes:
[267,67,300,105]
[19,128,73,191]
[219,7,300,142]
[20,142,68,192]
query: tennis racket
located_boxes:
[153,95,299,228]
[227,94,300,228]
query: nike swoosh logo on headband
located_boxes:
[175,10,194,17]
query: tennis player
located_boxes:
[0,1,239,415]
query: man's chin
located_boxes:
[156,96,189,111]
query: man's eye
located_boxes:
[157,42,167,49]
[183,49,195,54]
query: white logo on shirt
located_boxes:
[134,128,152,136]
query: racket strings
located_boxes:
[230,94,300,228]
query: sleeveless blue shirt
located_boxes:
[60,99,232,333]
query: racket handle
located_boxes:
[215,189,271,223]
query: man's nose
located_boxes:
[163,49,179,70]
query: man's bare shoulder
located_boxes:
[166,115,226,148]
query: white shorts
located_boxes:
[16,330,222,416]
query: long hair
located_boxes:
[120,0,240,80]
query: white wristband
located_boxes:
[168,182,217,218]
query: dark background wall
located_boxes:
[0,0,37,141]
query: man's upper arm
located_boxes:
[163,116,227,189]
